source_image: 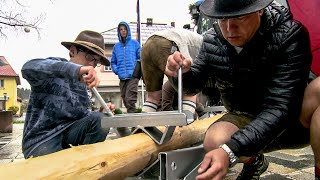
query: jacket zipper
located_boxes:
[124,46,126,78]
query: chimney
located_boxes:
[147,18,153,26]
[171,22,175,27]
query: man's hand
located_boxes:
[79,66,100,89]
[196,148,230,180]
[107,102,116,112]
[98,102,116,113]
[164,51,191,77]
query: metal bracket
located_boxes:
[159,145,205,180]
[136,159,160,179]
[102,110,194,144]
[95,67,198,145]
[183,162,202,180]
[203,106,227,116]
[100,67,194,144]
[136,145,205,179]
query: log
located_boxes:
[0,114,223,179]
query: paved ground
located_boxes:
[0,124,24,165]
[0,123,315,179]
[227,146,315,180]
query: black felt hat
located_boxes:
[200,0,273,19]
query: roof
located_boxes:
[0,56,21,85]
[102,21,175,45]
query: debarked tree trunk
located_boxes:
[0,114,222,180]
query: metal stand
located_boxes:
[136,145,205,179]
[102,110,194,144]
[203,106,227,116]
[93,67,195,145]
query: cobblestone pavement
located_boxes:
[226,146,315,180]
[0,124,24,165]
[0,124,315,179]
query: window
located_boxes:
[0,79,4,88]
[104,65,112,71]
[104,56,112,71]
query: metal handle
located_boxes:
[82,74,113,117]
[178,67,182,113]
[91,87,114,117]
[170,44,183,114]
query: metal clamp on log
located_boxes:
[92,67,194,145]
[137,145,205,179]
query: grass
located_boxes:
[13,119,25,124]
[13,117,25,124]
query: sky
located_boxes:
[0,0,194,89]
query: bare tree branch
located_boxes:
[14,0,27,7]
[0,0,53,39]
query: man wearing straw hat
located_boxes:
[21,30,114,158]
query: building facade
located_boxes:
[0,56,21,114]
[95,20,175,112]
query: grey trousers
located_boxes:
[119,78,139,113]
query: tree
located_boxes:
[0,0,52,38]
[17,87,31,100]
[20,99,28,114]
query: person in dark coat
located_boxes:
[165,0,318,179]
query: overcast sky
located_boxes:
[0,0,194,89]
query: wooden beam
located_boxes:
[0,114,222,179]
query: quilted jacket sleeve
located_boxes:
[226,21,312,157]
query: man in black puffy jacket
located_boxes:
[165,0,319,179]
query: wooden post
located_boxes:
[0,114,223,179]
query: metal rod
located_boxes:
[101,111,187,127]
[140,79,145,106]
[82,74,113,117]
[91,87,114,117]
[178,67,182,113]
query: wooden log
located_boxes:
[0,114,223,179]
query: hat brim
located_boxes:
[200,0,273,19]
[61,41,110,66]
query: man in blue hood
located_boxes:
[111,21,141,113]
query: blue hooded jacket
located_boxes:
[111,21,141,80]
